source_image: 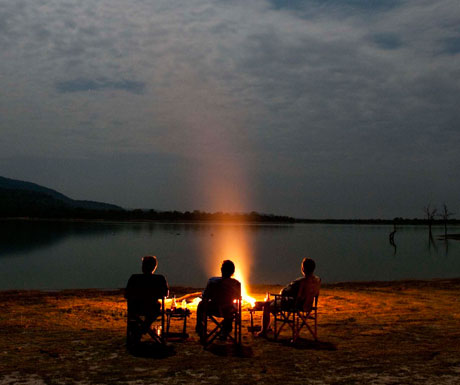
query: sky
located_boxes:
[1,0,459,219]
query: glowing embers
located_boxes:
[164,294,201,310]
[164,289,255,311]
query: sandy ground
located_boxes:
[1,279,460,384]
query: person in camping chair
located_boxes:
[195,260,241,337]
[125,256,169,341]
[258,257,320,337]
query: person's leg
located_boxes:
[195,301,204,335]
[143,302,161,332]
[258,300,273,336]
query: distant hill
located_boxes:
[0,176,123,216]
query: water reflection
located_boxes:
[389,229,397,255]
[0,221,459,290]
[427,232,438,253]
[0,220,124,257]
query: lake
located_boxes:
[0,220,459,290]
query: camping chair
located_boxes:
[272,294,319,343]
[126,297,166,346]
[200,297,242,348]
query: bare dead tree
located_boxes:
[438,203,454,238]
[423,203,437,238]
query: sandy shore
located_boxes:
[1,279,460,384]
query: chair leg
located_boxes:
[292,312,297,343]
[238,311,242,346]
[127,320,140,346]
[166,314,171,340]
[314,308,318,341]
[200,312,208,345]
[274,313,278,340]
[234,315,237,343]
[202,317,225,347]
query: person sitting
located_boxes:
[195,260,241,337]
[258,257,320,337]
[125,256,169,344]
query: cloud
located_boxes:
[1,0,460,216]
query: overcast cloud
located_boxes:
[0,0,459,218]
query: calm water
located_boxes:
[0,220,459,290]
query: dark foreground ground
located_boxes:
[1,279,460,384]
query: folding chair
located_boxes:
[200,298,242,348]
[272,294,318,343]
[126,297,166,346]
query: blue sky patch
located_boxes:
[442,37,460,54]
[269,0,402,12]
[56,78,146,94]
[372,33,402,50]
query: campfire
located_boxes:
[165,223,258,310]
[166,279,256,311]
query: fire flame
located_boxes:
[202,223,256,308]
[163,224,257,310]
[233,270,256,308]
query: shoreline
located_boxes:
[2,276,460,294]
[2,217,460,226]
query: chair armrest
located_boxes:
[272,294,295,311]
[272,294,295,300]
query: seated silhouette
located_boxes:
[125,256,169,345]
[196,260,241,337]
[259,257,320,337]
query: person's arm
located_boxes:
[202,280,211,299]
[236,281,242,298]
[124,275,134,299]
[280,280,295,297]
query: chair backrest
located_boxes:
[125,274,168,301]
[126,274,169,316]
[205,277,241,308]
[297,275,321,312]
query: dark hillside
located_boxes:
[0,176,123,213]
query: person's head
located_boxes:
[142,255,158,274]
[221,260,235,278]
[301,258,316,277]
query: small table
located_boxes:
[247,301,266,334]
[165,308,191,340]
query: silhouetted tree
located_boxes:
[423,203,437,239]
[438,203,454,238]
